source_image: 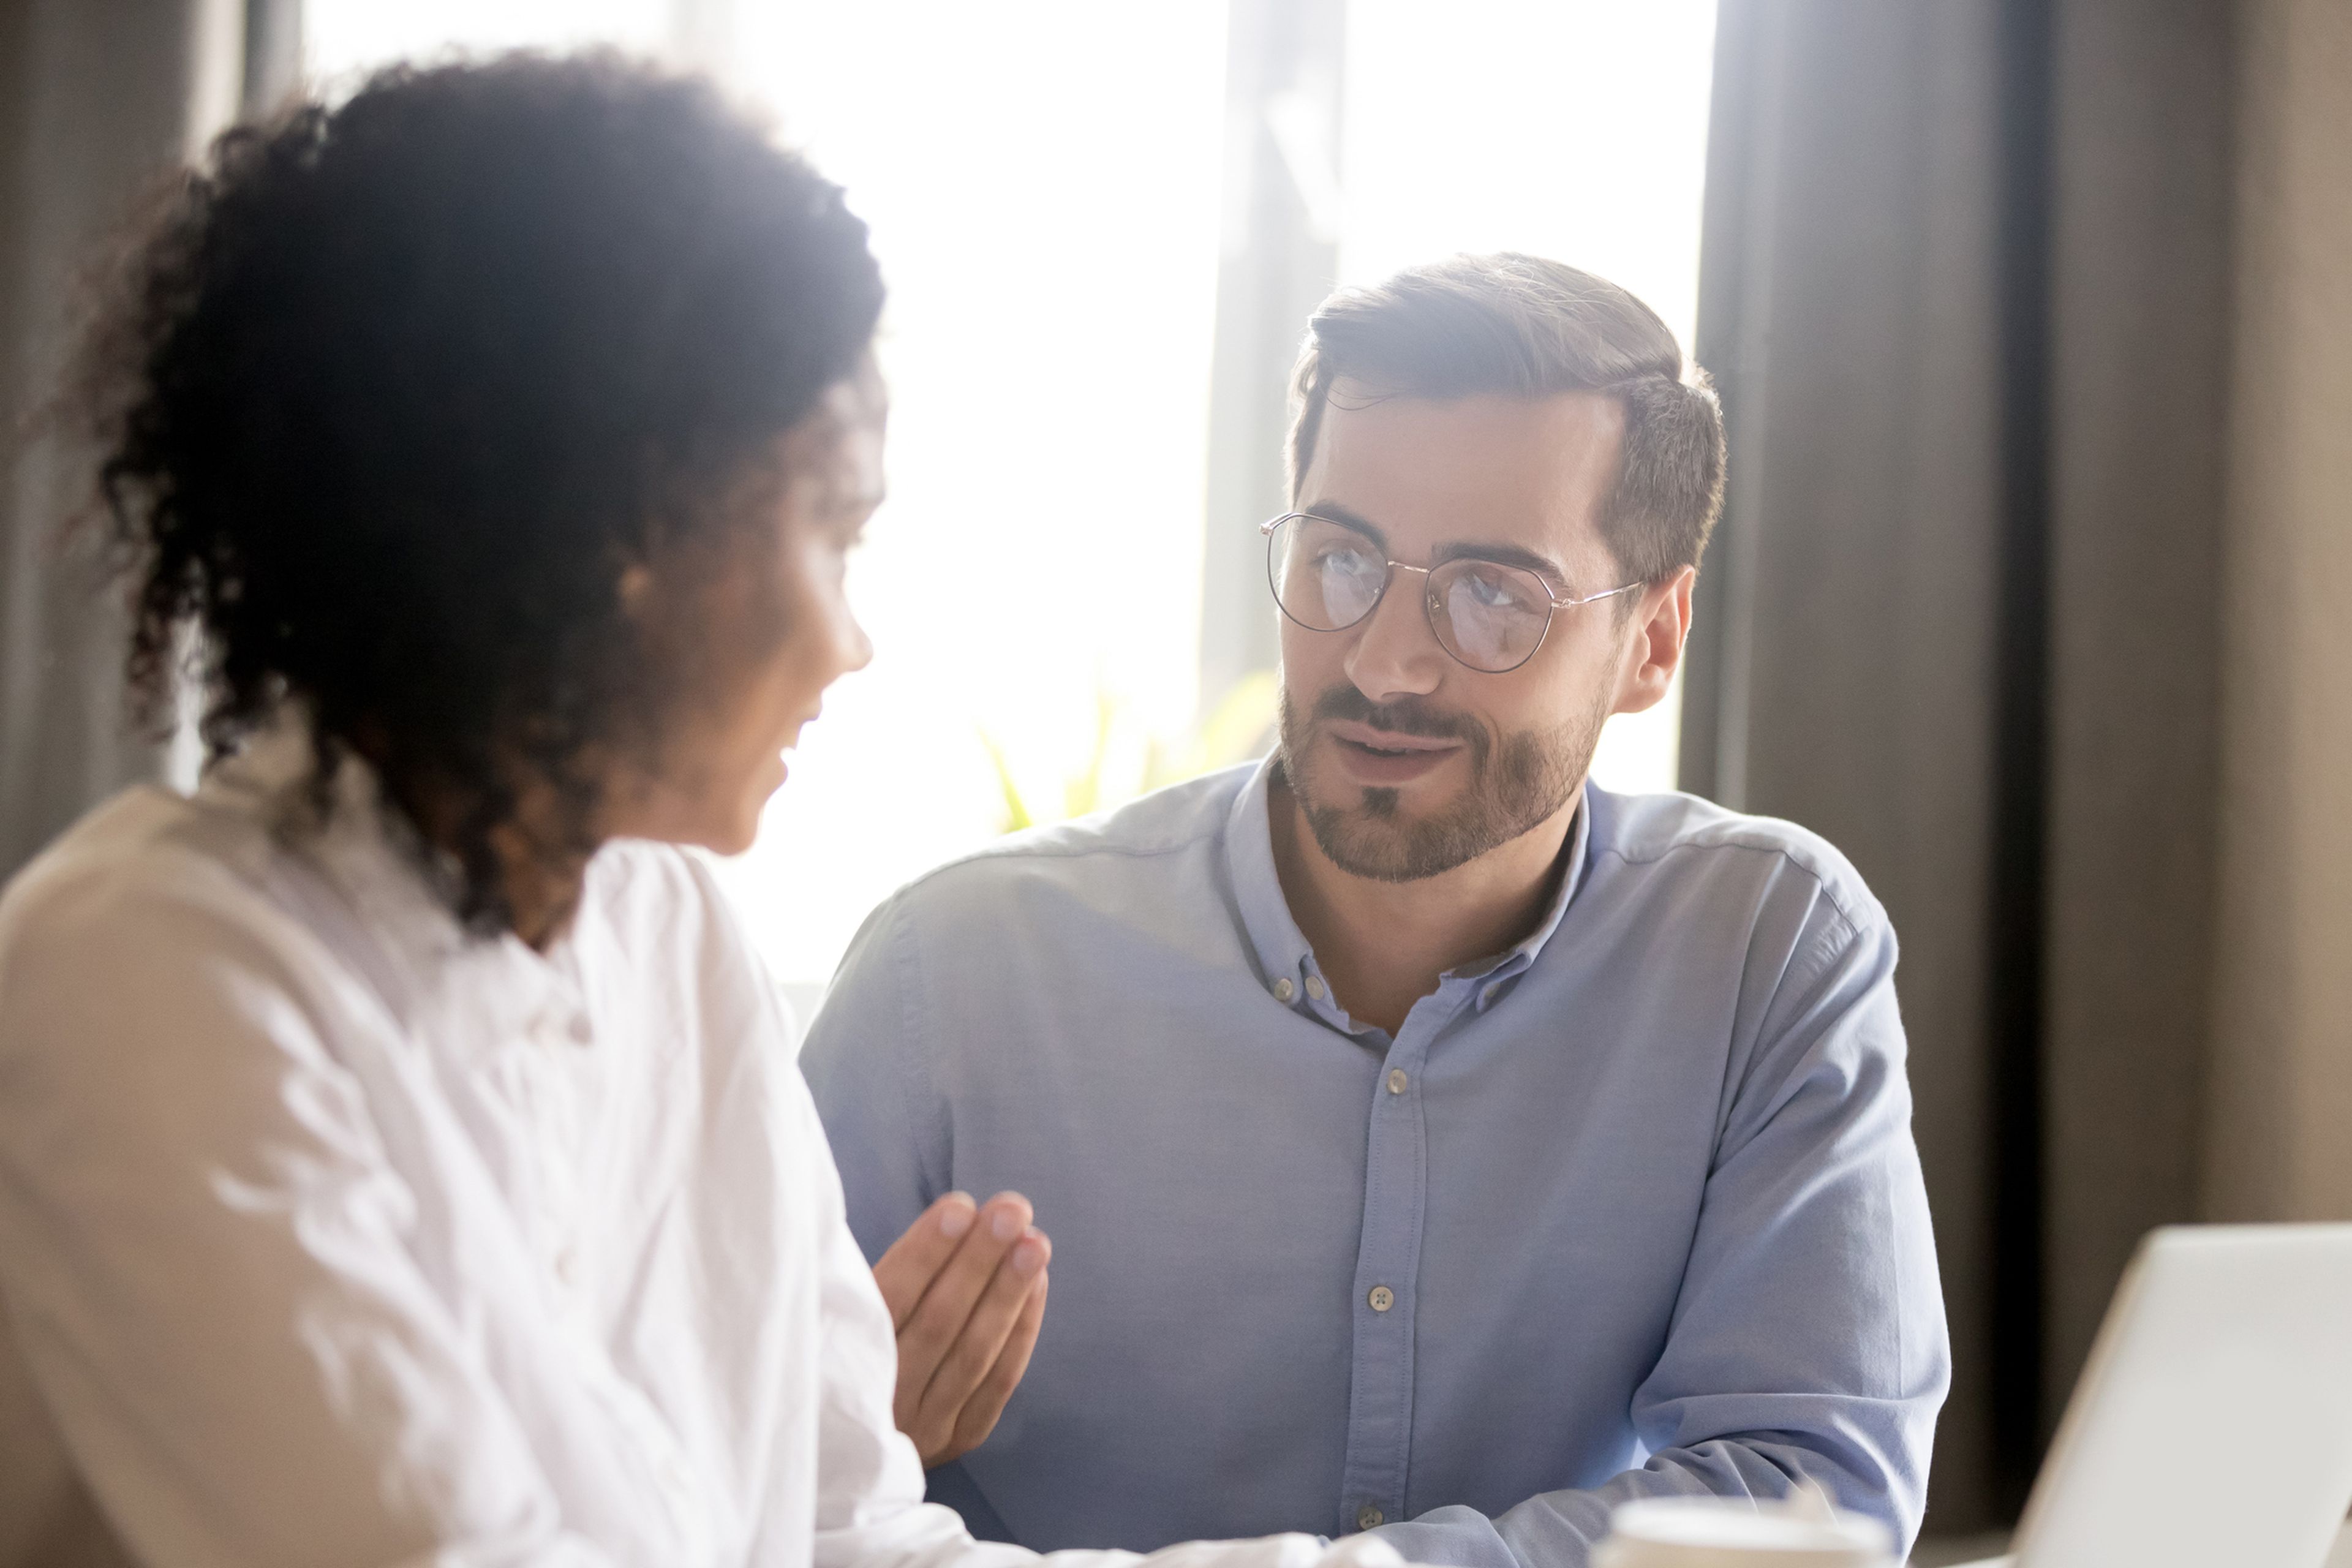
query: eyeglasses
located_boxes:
[1261,512,1640,674]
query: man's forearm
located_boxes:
[1366,1438,1904,1568]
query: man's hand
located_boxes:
[873,1190,1051,1468]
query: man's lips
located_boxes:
[1325,720,1463,755]
[1324,719,1464,786]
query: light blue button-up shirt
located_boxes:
[801,759,1948,1567]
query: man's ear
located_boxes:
[1611,565,1697,716]
[616,562,656,617]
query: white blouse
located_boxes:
[0,728,1403,1568]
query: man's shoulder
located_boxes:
[879,762,1253,927]
[1589,786,1887,937]
[805,764,1255,1068]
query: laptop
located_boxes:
[1992,1224,2352,1568]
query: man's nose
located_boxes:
[1343,571,1446,704]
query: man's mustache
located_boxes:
[1309,685,1486,750]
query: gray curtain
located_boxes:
[1,0,303,891]
[4,0,186,884]
[1684,0,2234,1540]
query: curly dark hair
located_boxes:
[86,52,884,932]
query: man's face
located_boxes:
[1275,383,1668,882]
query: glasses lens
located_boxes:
[1268,516,1388,631]
[1430,559,1552,671]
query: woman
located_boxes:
[0,56,1402,1568]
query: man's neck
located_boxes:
[1266,773,1581,1036]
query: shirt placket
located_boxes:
[1336,976,1469,1536]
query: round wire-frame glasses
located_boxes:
[1261,512,1641,675]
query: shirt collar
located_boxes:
[1223,752,1595,1021]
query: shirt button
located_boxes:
[1482,983,1501,1005]
[1367,1284,1395,1312]
[1357,1505,1385,1531]
[1387,1068,1408,1095]
[556,1246,579,1286]
[1305,976,1326,1000]
[1272,978,1295,1003]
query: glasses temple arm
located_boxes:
[1555,581,1646,609]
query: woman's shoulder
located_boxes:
[0,784,382,1105]
[0,785,290,961]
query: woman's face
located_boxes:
[606,361,886,854]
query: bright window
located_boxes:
[303,1,1718,993]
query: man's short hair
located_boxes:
[1287,253,1727,585]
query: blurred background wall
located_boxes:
[2,0,2351,1555]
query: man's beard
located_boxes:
[1275,680,1609,883]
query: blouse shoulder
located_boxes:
[0,785,296,967]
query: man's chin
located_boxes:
[1303,799,1468,883]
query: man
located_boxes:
[800,254,1948,1568]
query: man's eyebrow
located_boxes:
[1430,538,1569,586]
[1300,500,1569,587]
[1298,500,1387,549]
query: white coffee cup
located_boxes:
[1591,1492,1896,1568]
